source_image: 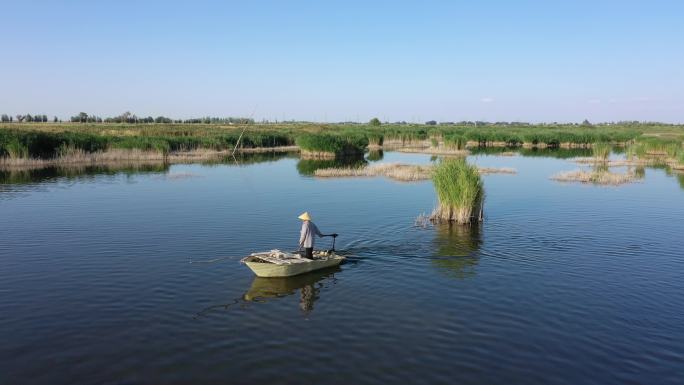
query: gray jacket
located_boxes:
[299,221,323,248]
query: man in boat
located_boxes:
[298,212,331,259]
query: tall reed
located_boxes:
[444,135,466,150]
[592,142,611,162]
[431,158,484,224]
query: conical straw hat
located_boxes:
[298,212,311,221]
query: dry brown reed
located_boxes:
[0,148,242,170]
[551,169,638,185]
[573,158,656,167]
[397,147,470,156]
[314,163,432,181]
[299,150,337,159]
[314,163,516,181]
[238,145,299,153]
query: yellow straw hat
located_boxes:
[298,212,311,221]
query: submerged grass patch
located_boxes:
[430,159,484,224]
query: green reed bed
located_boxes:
[296,133,368,158]
[675,152,684,170]
[443,134,467,150]
[366,133,384,147]
[431,158,484,224]
[0,122,678,164]
[0,128,295,161]
[631,137,683,162]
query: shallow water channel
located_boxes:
[1,150,683,385]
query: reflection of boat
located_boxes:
[193,266,340,318]
[241,250,345,277]
[435,224,482,257]
[244,266,341,314]
[243,266,341,301]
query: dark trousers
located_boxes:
[304,247,314,259]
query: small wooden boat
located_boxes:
[241,249,345,277]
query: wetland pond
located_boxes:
[1,149,683,385]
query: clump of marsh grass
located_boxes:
[592,142,611,162]
[396,147,469,156]
[314,163,433,181]
[444,135,467,150]
[314,162,516,181]
[296,133,367,158]
[430,159,484,224]
[366,133,384,148]
[625,143,638,161]
[5,140,29,159]
[551,169,638,185]
[664,142,681,158]
[673,152,684,170]
[477,167,517,175]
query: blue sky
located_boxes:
[1,0,683,122]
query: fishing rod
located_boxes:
[231,105,258,157]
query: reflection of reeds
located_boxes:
[432,223,482,279]
[366,150,383,162]
[431,159,484,224]
[1,163,170,185]
[676,173,684,190]
[296,156,367,176]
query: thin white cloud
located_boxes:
[480,97,494,103]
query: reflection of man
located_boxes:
[299,284,319,314]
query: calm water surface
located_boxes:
[1,151,683,385]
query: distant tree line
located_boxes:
[0,112,676,127]
[2,114,56,123]
[67,111,255,124]
[0,111,255,124]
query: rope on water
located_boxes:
[189,255,242,264]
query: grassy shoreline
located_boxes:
[0,146,299,170]
[1,122,682,168]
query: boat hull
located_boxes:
[245,256,345,277]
